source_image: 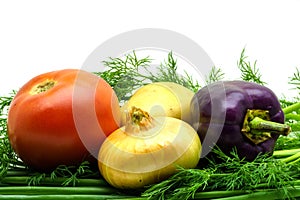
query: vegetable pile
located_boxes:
[0,49,300,199]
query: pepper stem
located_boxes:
[241,109,291,144]
[249,117,290,136]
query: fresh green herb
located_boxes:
[275,132,300,151]
[0,91,20,180]
[289,67,300,90]
[142,147,300,200]
[96,51,201,102]
[149,52,201,92]
[0,186,134,199]
[27,161,99,187]
[0,91,15,112]
[95,51,152,102]
[238,48,266,85]
[205,66,225,84]
[274,98,300,150]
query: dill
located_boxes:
[237,48,266,85]
[275,132,300,151]
[27,161,98,187]
[147,51,201,92]
[95,51,152,102]
[0,91,20,179]
[289,67,300,90]
[205,66,225,84]
[142,148,300,200]
[95,51,201,103]
[277,94,300,151]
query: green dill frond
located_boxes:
[205,66,225,84]
[95,51,152,102]
[142,167,212,200]
[96,51,201,103]
[143,147,298,200]
[0,91,20,179]
[27,173,46,186]
[275,132,300,151]
[288,67,300,90]
[238,48,266,85]
[27,161,98,187]
[151,52,201,92]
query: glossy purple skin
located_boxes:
[190,80,284,161]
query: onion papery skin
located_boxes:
[98,116,201,189]
[120,82,195,126]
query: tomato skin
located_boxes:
[7,69,121,171]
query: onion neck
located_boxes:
[125,106,156,135]
[241,109,291,144]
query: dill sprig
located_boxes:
[95,51,152,102]
[27,161,98,186]
[205,66,225,84]
[275,132,300,151]
[96,51,201,102]
[0,91,20,179]
[238,48,266,85]
[289,67,300,90]
[142,147,299,200]
[147,52,201,92]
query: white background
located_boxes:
[1,0,300,99]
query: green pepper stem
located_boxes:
[241,109,291,144]
[249,117,291,136]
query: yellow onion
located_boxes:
[120,82,195,125]
[98,107,201,189]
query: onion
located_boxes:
[98,107,201,189]
[120,82,195,126]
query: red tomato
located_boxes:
[7,69,121,171]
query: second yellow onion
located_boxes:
[98,107,201,189]
[120,82,195,125]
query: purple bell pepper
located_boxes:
[190,80,290,161]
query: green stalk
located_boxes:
[193,190,249,199]
[273,148,300,158]
[109,198,147,200]
[0,176,107,186]
[285,113,300,121]
[141,186,300,200]
[216,186,300,200]
[253,180,300,189]
[283,102,300,115]
[0,186,118,195]
[281,152,300,164]
[287,157,300,165]
[5,170,30,176]
[110,190,250,200]
[0,194,135,200]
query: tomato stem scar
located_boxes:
[30,79,57,95]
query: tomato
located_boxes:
[7,69,121,171]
